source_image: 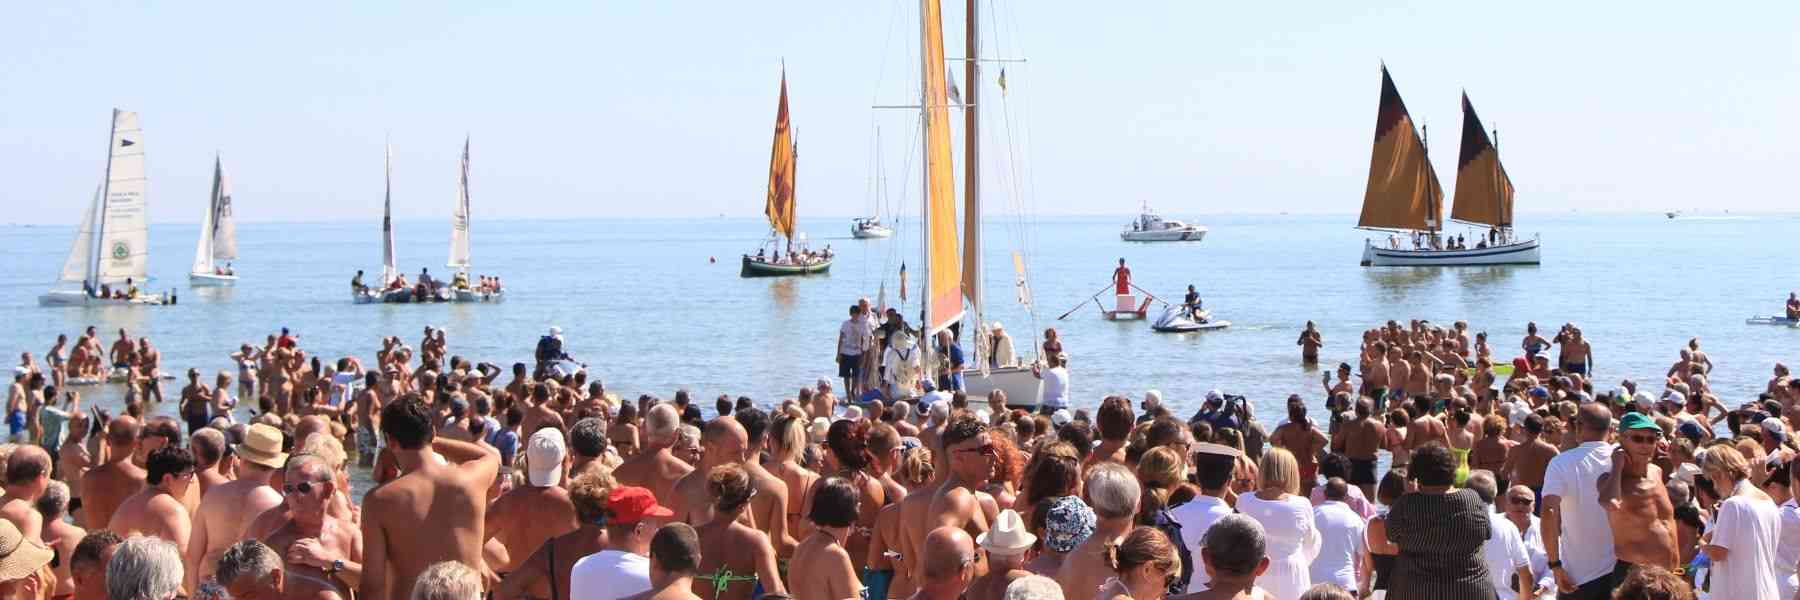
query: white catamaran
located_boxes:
[189,155,239,285]
[41,109,167,307]
[446,137,502,302]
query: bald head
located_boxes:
[294,416,332,444]
[703,416,746,445]
[4,446,50,487]
[921,526,976,580]
[1576,403,1612,439]
[190,429,226,468]
[106,416,141,447]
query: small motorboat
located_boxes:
[1120,206,1207,242]
[1746,316,1799,326]
[851,217,893,239]
[1151,305,1230,333]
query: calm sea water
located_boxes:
[3,212,1798,426]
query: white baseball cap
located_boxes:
[526,429,567,487]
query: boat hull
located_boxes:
[1746,316,1799,326]
[189,272,238,286]
[1361,237,1540,267]
[741,256,833,277]
[38,291,167,307]
[852,225,893,239]
[962,365,1043,408]
[1121,227,1207,242]
[452,289,506,303]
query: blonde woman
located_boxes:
[767,414,820,551]
[1699,443,1780,599]
[1233,448,1319,600]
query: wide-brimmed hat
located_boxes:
[977,509,1037,555]
[0,519,52,580]
[234,423,289,469]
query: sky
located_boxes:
[2,1,1796,225]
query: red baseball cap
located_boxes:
[606,486,674,524]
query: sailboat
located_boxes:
[742,70,833,277]
[40,109,168,306]
[1357,67,1539,266]
[445,137,503,302]
[853,133,895,239]
[906,0,1042,407]
[189,155,239,285]
[354,145,415,303]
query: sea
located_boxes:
[3,212,1797,491]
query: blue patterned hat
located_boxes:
[1042,495,1096,553]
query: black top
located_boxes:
[1385,488,1496,600]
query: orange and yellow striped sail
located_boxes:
[764,71,797,239]
[1450,93,1514,228]
[922,0,963,333]
[1358,65,1443,232]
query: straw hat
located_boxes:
[0,519,52,580]
[977,509,1037,556]
[234,423,290,469]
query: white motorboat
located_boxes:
[1120,206,1207,242]
[40,110,169,307]
[1151,305,1230,333]
[1355,69,1541,267]
[189,155,239,286]
[852,217,893,239]
[1746,316,1799,326]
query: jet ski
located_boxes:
[1152,304,1230,333]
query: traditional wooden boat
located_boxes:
[742,69,833,278]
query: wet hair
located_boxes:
[1021,443,1082,507]
[826,419,874,471]
[1410,443,1457,486]
[380,397,435,450]
[1105,526,1180,579]
[146,446,196,486]
[1201,514,1266,578]
[707,463,755,513]
[808,476,859,528]
[570,418,607,458]
[1097,397,1135,441]
[1085,462,1142,520]
[737,407,771,444]
[1611,565,1695,600]
[1376,468,1409,505]
[941,415,989,450]
[649,523,703,575]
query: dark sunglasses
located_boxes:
[956,443,997,456]
[283,481,323,495]
[1508,497,1534,506]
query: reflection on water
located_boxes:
[767,278,798,311]
[1452,265,1528,287]
[187,286,237,304]
[1361,267,1444,304]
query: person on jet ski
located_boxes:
[1183,284,1206,323]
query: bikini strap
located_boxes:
[548,542,558,600]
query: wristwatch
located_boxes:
[1547,560,1562,569]
[328,559,345,575]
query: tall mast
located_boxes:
[1423,123,1437,236]
[91,109,120,289]
[963,0,984,367]
[918,0,934,382]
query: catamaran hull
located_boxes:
[1121,228,1207,242]
[741,256,833,277]
[189,273,238,286]
[452,289,505,303]
[962,365,1044,409]
[1361,238,1540,267]
[38,291,168,307]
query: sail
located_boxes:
[764,72,797,239]
[59,185,102,285]
[449,137,472,269]
[211,158,237,261]
[921,0,963,333]
[381,145,399,286]
[1450,93,1515,228]
[190,161,216,275]
[1357,67,1443,232]
[96,109,149,285]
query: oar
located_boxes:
[1056,284,1114,320]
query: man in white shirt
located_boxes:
[1541,404,1616,600]
[1169,443,1238,593]
[1500,484,1557,599]
[1308,478,1365,591]
[1467,470,1535,600]
[836,305,872,397]
[569,486,672,600]
[1777,463,1800,599]
[1032,353,1069,413]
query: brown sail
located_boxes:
[1358,65,1443,232]
[764,71,797,239]
[1450,93,1514,228]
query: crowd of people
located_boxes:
[0,314,1795,600]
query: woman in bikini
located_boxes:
[808,420,885,574]
[691,464,784,600]
[766,414,820,555]
[869,446,934,600]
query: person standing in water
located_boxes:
[1297,322,1322,364]
[1113,259,1132,296]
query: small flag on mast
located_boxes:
[899,263,909,303]
[998,68,1008,96]
[947,68,963,106]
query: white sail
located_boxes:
[58,184,102,285]
[97,109,148,285]
[211,159,237,261]
[448,137,471,270]
[191,156,220,275]
[381,145,399,286]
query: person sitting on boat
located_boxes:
[352,270,367,293]
[1787,292,1800,320]
[451,271,470,290]
[418,267,435,290]
[224,262,234,275]
[1113,258,1132,295]
[988,322,1016,369]
[388,273,409,291]
[125,278,139,299]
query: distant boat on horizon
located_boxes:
[1121,200,1207,242]
[189,154,239,286]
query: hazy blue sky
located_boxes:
[2,1,1795,225]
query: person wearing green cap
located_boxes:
[1598,411,1679,577]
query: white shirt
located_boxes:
[1482,508,1532,600]
[1169,494,1233,593]
[1040,366,1069,408]
[1541,441,1615,587]
[1777,499,1800,599]
[1309,500,1366,591]
[1512,514,1555,598]
[1710,486,1781,600]
[569,549,651,600]
[838,318,870,356]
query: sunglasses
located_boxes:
[1508,497,1534,506]
[956,443,997,456]
[1624,433,1661,445]
[283,481,324,495]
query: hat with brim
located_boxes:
[1192,442,1242,458]
[0,519,52,580]
[1618,412,1661,433]
[977,509,1037,556]
[234,423,290,469]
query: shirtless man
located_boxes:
[1597,413,1678,570]
[108,329,134,372]
[910,527,977,600]
[264,454,365,598]
[350,371,384,468]
[733,408,794,555]
[1789,292,1800,320]
[1339,400,1385,499]
[361,398,501,600]
[613,404,693,507]
[136,338,165,404]
[217,539,344,600]
[190,429,232,498]
[1500,414,1559,509]
[107,446,196,573]
[1296,322,1322,364]
[179,369,211,435]
[0,446,52,538]
[667,416,747,525]
[1402,396,1450,458]
[1269,400,1328,496]
[486,429,578,577]
[1055,463,1138,600]
[1362,342,1392,409]
[38,481,84,599]
[80,416,145,529]
[903,416,996,584]
[1388,347,1414,402]
[187,423,288,593]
